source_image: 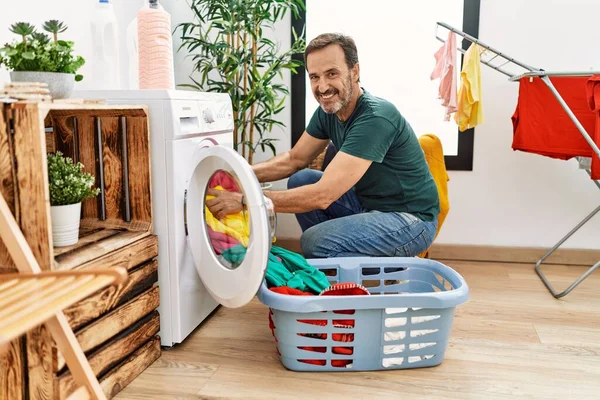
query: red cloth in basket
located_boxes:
[268,283,370,367]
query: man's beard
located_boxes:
[317,75,353,114]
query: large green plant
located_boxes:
[176,0,306,164]
[0,20,85,81]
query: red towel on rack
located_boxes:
[511,76,599,178]
[585,75,600,180]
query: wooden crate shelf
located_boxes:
[0,101,161,399]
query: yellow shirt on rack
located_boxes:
[454,43,484,131]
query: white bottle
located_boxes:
[90,0,121,90]
[126,14,139,89]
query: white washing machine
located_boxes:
[74,90,276,347]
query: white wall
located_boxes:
[273,0,600,248]
[435,0,600,249]
[3,0,598,249]
[0,0,139,89]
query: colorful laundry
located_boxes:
[205,185,250,247]
[454,43,484,131]
[512,76,597,172]
[208,170,240,192]
[431,30,458,121]
[207,225,240,255]
[268,246,331,294]
[268,282,370,368]
[222,245,330,294]
[585,74,600,180]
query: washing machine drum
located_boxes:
[186,145,276,308]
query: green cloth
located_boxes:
[306,89,440,222]
[220,245,330,294]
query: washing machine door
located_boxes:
[186,145,276,308]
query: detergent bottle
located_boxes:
[90,0,121,89]
[137,0,175,89]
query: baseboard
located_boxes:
[275,238,599,266]
[428,244,600,266]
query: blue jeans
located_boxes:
[288,169,438,258]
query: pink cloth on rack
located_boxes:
[207,225,241,255]
[585,74,600,180]
[431,31,457,121]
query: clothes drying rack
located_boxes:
[435,22,600,298]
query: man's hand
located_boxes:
[205,189,243,220]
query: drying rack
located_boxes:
[436,22,600,298]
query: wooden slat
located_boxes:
[65,386,89,400]
[58,312,160,399]
[0,105,17,270]
[11,103,53,270]
[61,234,157,273]
[55,230,151,271]
[64,260,158,331]
[8,103,55,400]
[53,116,77,161]
[45,132,55,153]
[0,271,126,340]
[0,338,25,400]
[125,117,152,224]
[47,108,147,119]
[53,229,121,257]
[27,323,57,400]
[79,218,151,233]
[75,115,98,220]
[97,336,161,400]
[57,286,160,371]
[99,117,123,220]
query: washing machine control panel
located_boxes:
[171,98,234,139]
[202,108,216,123]
[201,101,233,130]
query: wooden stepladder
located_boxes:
[0,192,128,400]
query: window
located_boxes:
[291,0,481,170]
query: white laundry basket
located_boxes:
[258,256,469,371]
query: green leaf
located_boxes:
[47,151,99,206]
[10,22,36,37]
[175,0,306,163]
[21,51,35,60]
[75,74,83,82]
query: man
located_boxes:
[207,33,440,259]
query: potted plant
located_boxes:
[176,0,306,167]
[47,152,99,247]
[0,20,85,99]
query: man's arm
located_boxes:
[264,151,372,213]
[252,131,329,182]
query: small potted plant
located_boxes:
[47,152,99,247]
[0,20,85,99]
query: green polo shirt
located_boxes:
[306,89,440,222]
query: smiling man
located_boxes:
[206,33,440,259]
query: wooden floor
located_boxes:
[115,260,600,400]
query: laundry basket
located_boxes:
[257,256,469,372]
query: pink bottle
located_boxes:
[137,0,175,89]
